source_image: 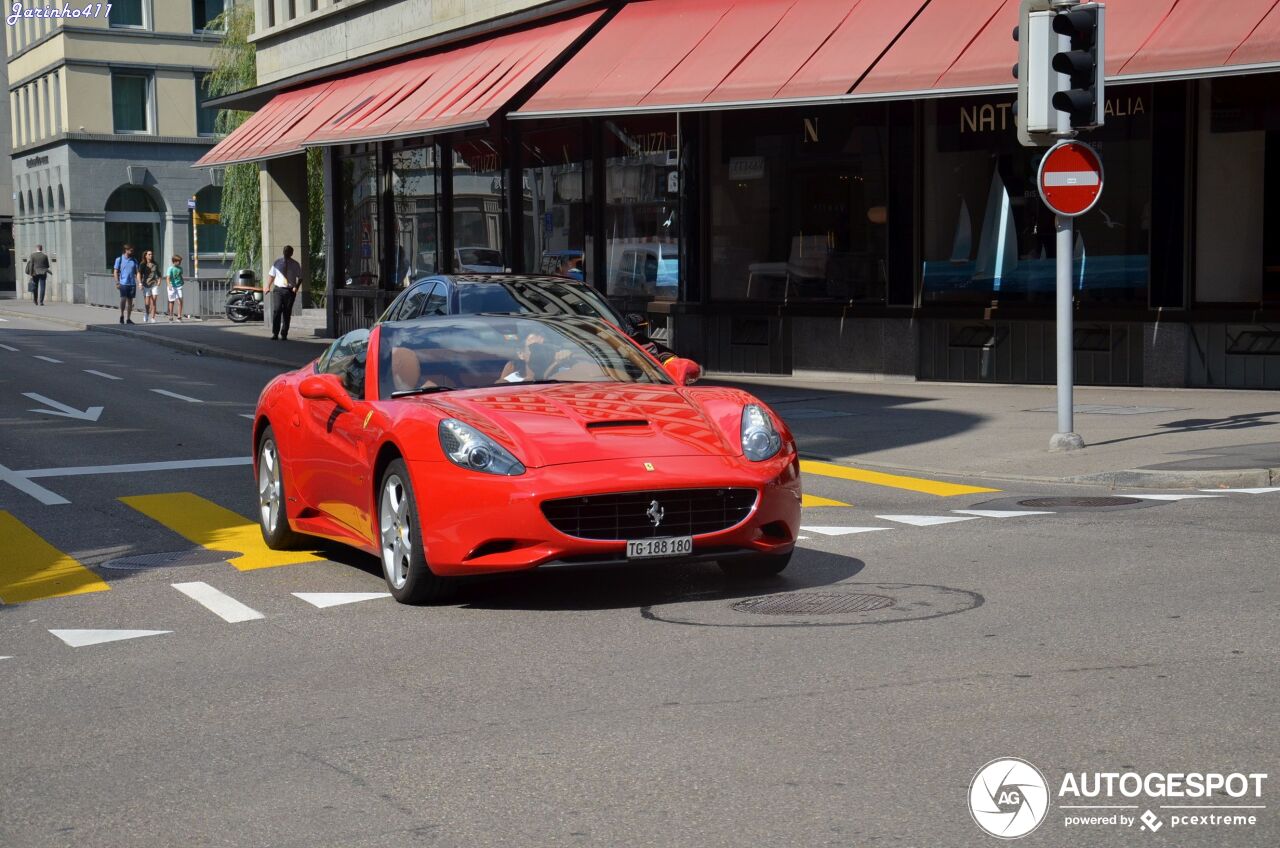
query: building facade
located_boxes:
[7,0,230,302]
[0,34,13,297]
[208,0,1280,389]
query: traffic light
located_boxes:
[1013,1,1062,146]
[1051,2,1105,129]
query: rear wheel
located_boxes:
[257,426,303,549]
[718,551,792,578]
[379,459,454,604]
[226,293,253,322]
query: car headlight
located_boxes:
[439,419,525,476]
[741,404,781,461]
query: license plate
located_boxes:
[626,536,693,560]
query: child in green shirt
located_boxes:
[166,256,185,322]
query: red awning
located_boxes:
[197,10,601,167]
[516,0,1280,119]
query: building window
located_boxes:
[109,0,145,27]
[921,86,1152,306]
[521,122,590,282]
[196,73,217,136]
[391,142,440,286]
[452,133,507,274]
[193,0,224,31]
[194,185,227,255]
[112,73,151,134]
[104,185,164,268]
[602,115,679,310]
[338,146,381,287]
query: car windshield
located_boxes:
[457,281,625,325]
[378,315,669,398]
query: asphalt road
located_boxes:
[0,315,1276,848]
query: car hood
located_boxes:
[430,383,738,467]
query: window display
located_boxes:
[521,122,590,282]
[391,142,440,287]
[452,134,507,273]
[339,145,381,288]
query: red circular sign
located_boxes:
[1038,141,1104,217]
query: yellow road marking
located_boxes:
[801,494,851,508]
[120,493,325,571]
[799,460,999,497]
[0,511,110,603]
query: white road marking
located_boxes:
[49,629,171,648]
[0,461,69,505]
[952,509,1054,518]
[172,582,264,623]
[84,369,122,381]
[0,343,19,351]
[23,456,251,478]
[876,514,981,527]
[0,656,11,660]
[1128,494,1224,501]
[293,592,391,609]
[1198,487,1280,494]
[799,526,892,536]
[33,355,63,363]
[797,536,811,541]
[240,414,255,419]
[151,388,203,403]
[23,392,104,422]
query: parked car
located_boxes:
[377,273,626,327]
[613,243,678,297]
[414,247,506,275]
[251,314,797,603]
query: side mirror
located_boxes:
[663,357,702,386]
[299,373,355,411]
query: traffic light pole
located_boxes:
[1052,214,1084,451]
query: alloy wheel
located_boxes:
[258,439,282,534]
[380,474,412,589]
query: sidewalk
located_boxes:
[3,299,1277,489]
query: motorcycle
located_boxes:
[226,284,266,323]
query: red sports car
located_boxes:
[252,314,802,603]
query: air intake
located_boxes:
[585,419,650,429]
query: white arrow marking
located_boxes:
[0,343,18,351]
[23,392,104,422]
[952,509,1054,518]
[876,514,980,527]
[33,355,62,363]
[799,526,892,536]
[84,369,122,381]
[1198,487,1280,494]
[151,388,203,403]
[172,582,264,623]
[49,629,171,648]
[1128,494,1224,501]
[293,592,391,609]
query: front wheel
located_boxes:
[257,426,303,549]
[718,551,792,579]
[379,460,454,604]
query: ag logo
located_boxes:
[969,758,1050,839]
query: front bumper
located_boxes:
[411,453,801,576]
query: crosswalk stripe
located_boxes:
[1198,487,1280,494]
[0,511,110,603]
[120,493,324,571]
[801,493,851,507]
[799,460,999,496]
[50,629,169,648]
[172,581,264,623]
[952,509,1054,518]
[799,526,891,536]
[1128,494,1223,501]
[293,592,390,609]
[876,514,980,527]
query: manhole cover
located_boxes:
[1018,496,1141,508]
[732,592,894,616]
[99,549,231,570]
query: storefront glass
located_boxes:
[520,122,590,281]
[338,145,381,287]
[708,105,889,303]
[922,86,1152,305]
[391,142,440,287]
[452,134,507,273]
[602,115,680,311]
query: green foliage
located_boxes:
[307,147,326,304]
[206,3,260,274]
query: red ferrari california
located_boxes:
[252,314,802,603]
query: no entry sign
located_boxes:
[1037,141,1104,217]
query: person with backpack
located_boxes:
[138,249,161,323]
[112,244,139,324]
[166,255,185,322]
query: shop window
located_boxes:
[196,73,217,136]
[1195,75,1280,305]
[391,142,440,286]
[452,134,507,273]
[922,87,1152,306]
[339,146,381,287]
[708,105,889,303]
[194,185,227,255]
[192,0,223,31]
[520,122,590,282]
[103,185,163,269]
[109,0,145,27]
[602,115,679,311]
[112,73,151,134]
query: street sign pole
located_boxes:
[1052,214,1083,451]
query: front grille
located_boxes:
[541,488,758,541]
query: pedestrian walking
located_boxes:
[138,249,161,323]
[112,243,139,324]
[24,244,51,305]
[267,245,303,340]
[166,255,185,322]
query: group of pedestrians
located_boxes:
[111,243,185,324]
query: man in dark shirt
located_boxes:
[25,245,51,305]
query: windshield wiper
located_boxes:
[391,386,455,398]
